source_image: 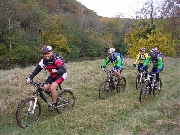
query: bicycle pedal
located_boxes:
[48,104,57,111]
[48,107,57,112]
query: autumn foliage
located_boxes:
[0,0,179,69]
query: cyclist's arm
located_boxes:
[157,57,164,69]
[140,53,149,64]
[55,59,66,75]
[29,59,44,80]
[116,56,123,68]
[134,53,140,64]
[145,53,149,59]
[103,57,110,67]
[143,56,151,66]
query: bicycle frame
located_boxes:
[104,69,118,88]
[145,73,157,89]
[31,81,74,109]
[24,82,52,115]
[99,69,126,99]
[31,82,72,110]
[139,72,162,102]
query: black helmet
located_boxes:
[42,45,52,54]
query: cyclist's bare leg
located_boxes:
[115,70,121,79]
[50,82,58,104]
[43,84,51,91]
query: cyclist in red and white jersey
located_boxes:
[27,45,67,110]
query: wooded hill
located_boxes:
[0,0,179,69]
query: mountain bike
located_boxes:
[136,70,147,90]
[139,73,162,102]
[99,69,126,99]
[16,81,75,129]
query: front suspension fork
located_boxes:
[28,96,38,114]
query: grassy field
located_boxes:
[0,57,180,135]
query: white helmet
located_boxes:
[42,45,52,54]
[108,48,115,53]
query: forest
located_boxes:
[0,0,179,69]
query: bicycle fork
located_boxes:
[28,96,38,115]
[140,73,144,82]
[138,73,143,83]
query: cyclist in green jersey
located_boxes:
[102,48,124,80]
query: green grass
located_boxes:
[0,57,180,135]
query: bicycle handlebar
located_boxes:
[103,69,110,72]
[29,81,44,88]
[29,80,63,91]
[139,70,146,74]
[101,66,112,73]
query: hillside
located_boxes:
[0,0,134,69]
[0,57,180,135]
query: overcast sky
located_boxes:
[77,0,162,18]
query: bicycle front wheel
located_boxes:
[16,97,42,129]
[57,90,75,114]
[99,81,110,99]
[136,74,141,90]
[117,76,126,93]
[139,81,149,102]
[153,79,162,96]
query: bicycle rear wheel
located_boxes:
[57,90,75,114]
[16,97,42,129]
[117,76,126,93]
[153,79,162,96]
[139,81,150,102]
[99,80,110,99]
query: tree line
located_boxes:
[0,0,179,69]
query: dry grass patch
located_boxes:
[0,57,180,135]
